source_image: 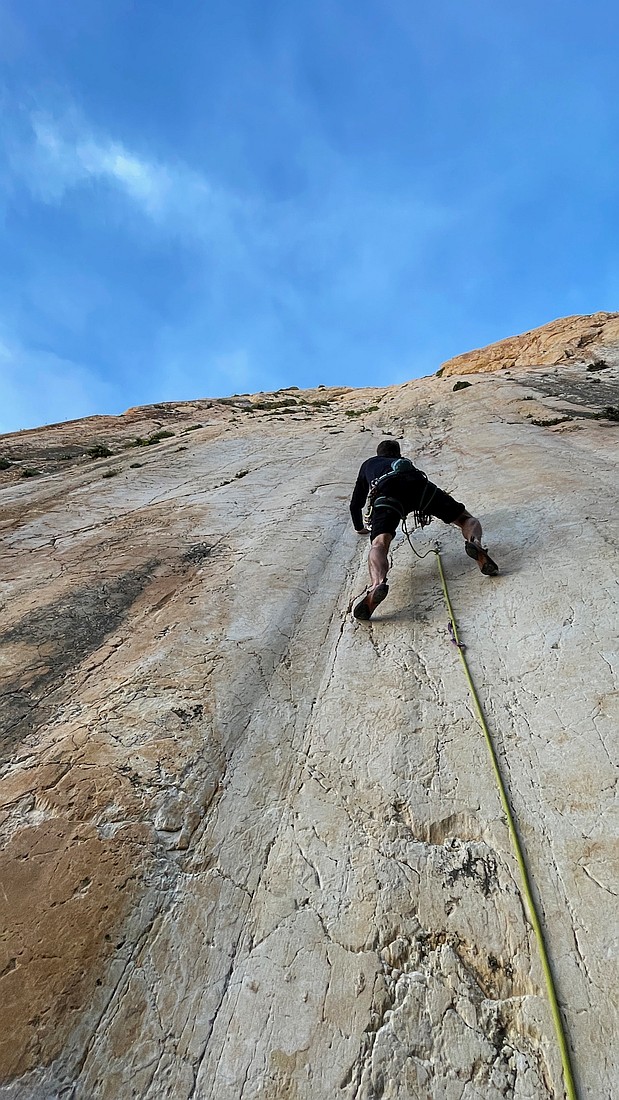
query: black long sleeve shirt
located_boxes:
[349,456,396,529]
[350,455,465,531]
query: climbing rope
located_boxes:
[432,547,578,1100]
[402,514,437,558]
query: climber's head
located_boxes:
[376,439,401,459]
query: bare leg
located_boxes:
[368,532,393,588]
[453,510,483,545]
[453,511,499,575]
[353,532,393,619]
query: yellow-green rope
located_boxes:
[434,549,578,1100]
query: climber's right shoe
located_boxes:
[465,540,499,576]
[353,582,389,620]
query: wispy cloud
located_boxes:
[7,104,452,255]
[33,114,174,215]
[0,100,456,430]
[6,109,233,235]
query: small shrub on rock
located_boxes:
[252,398,298,411]
[586,360,609,372]
[530,416,572,427]
[597,405,619,421]
[148,430,175,443]
[345,406,379,417]
[126,430,176,448]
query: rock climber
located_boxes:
[350,439,498,620]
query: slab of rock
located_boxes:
[439,309,619,376]
[0,336,617,1098]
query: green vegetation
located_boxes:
[586,360,609,372]
[125,429,176,448]
[598,405,619,421]
[530,416,572,427]
[182,423,203,432]
[252,398,299,410]
[87,444,113,458]
[452,380,472,392]
[0,458,11,470]
[22,468,39,478]
[345,405,379,417]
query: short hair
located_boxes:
[376,439,401,458]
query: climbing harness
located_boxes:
[363,459,438,532]
[432,547,579,1100]
[374,495,434,536]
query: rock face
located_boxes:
[439,310,619,376]
[0,324,617,1099]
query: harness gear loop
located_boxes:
[432,548,579,1100]
[363,459,437,531]
[401,514,439,559]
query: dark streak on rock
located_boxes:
[0,563,157,757]
[446,848,498,896]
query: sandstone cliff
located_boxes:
[0,317,617,1099]
[438,310,619,377]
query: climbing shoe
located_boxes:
[353,582,389,620]
[465,540,499,576]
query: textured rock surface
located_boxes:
[0,335,617,1098]
[439,310,619,376]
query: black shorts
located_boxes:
[370,481,465,540]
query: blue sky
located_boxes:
[1,1,618,432]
